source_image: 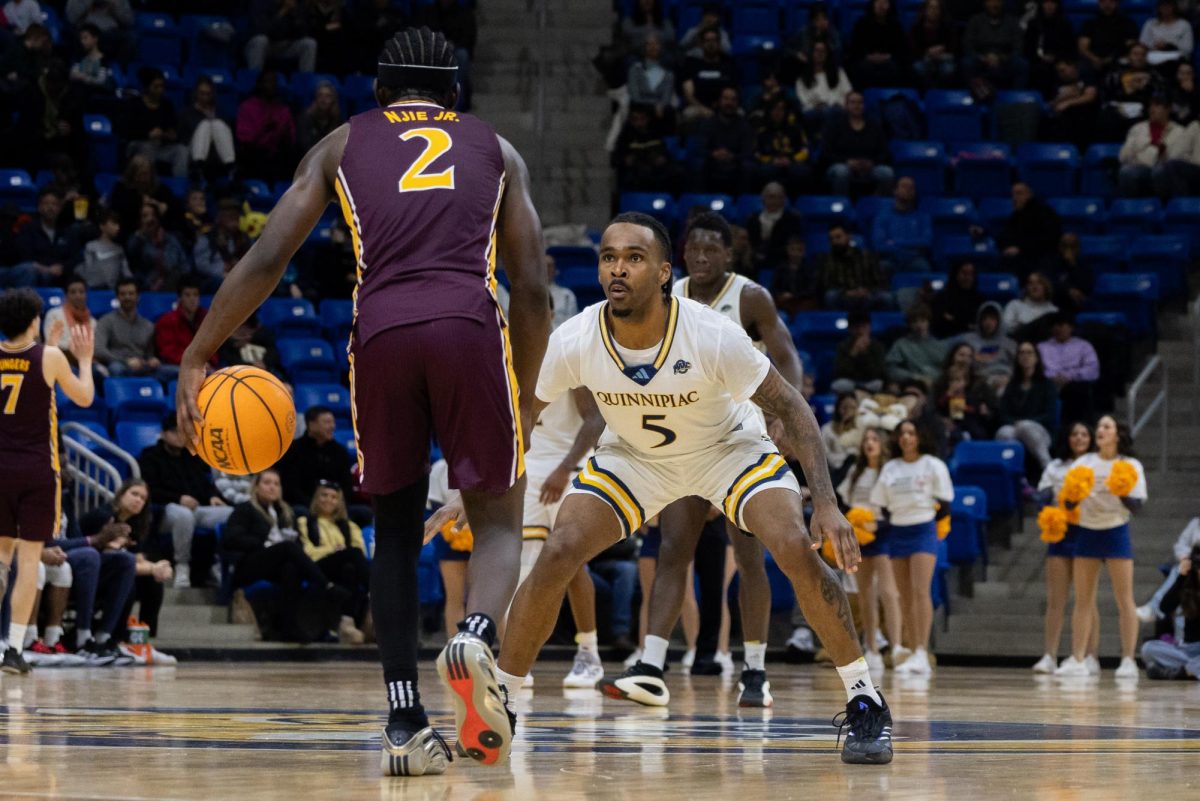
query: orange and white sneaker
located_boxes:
[435,632,514,765]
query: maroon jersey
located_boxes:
[0,342,57,475]
[335,100,507,346]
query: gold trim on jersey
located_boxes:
[723,453,788,527]
[522,526,549,541]
[333,168,366,339]
[0,341,35,353]
[684,273,737,310]
[598,297,679,378]
[49,387,59,474]
[347,350,364,478]
[483,173,507,311]
[498,310,526,483]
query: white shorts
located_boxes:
[566,427,799,538]
[521,456,582,542]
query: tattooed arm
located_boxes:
[751,366,860,571]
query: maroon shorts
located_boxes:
[0,469,61,542]
[349,313,524,496]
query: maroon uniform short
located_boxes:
[350,313,524,496]
[0,468,60,542]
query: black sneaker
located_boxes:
[598,661,670,706]
[97,639,135,667]
[689,656,724,676]
[77,639,117,667]
[835,693,894,765]
[737,669,774,707]
[1145,662,1186,681]
[1,647,32,675]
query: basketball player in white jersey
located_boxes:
[604,210,806,707]
[520,387,606,687]
[428,212,893,765]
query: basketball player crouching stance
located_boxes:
[432,213,895,765]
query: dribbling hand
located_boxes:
[423,495,466,545]
[809,504,860,573]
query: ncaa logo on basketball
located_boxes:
[209,428,232,470]
[673,359,691,375]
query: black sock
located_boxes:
[458,612,498,649]
[371,478,429,722]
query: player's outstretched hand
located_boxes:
[176,357,208,454]
[810,504,860,573]
[423,494,466,545]
[68,323,94,362]
[48,317,64,346]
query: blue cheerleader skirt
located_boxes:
[434,532,471,562]
[639,527,662,559]
[1073,523,1134,560]
[1045,524,1080,559]
[860,523,890,558]
[887,520,939,559]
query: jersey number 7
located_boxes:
[0,374,24,415]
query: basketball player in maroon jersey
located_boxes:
[176,28,549,775]
[0,289,95,674]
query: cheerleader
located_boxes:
[1059,415,1147,678]
[1032,422,1101,674]
[838,428,902,673]
[870,420,954,675]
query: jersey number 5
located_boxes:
[0,374,23,415]
[398,128,455,192]
[641,414,677,449]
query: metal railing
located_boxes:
[1127,355,1168,473]
[61,422,139,520]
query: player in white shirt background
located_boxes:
[609,210,806,705]
[430,212,893,767]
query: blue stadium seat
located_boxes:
[87,290,118,318]
[293,384,351,419]
[735,192,763,220]
[854,196,891,232]
[1107,197,1163,236]
[810,393,837,426]
[925,90,984,143]
[115,421,163,457]
[1126,236,1189,296]
[1045,196,1105,234]
[547,245,596,272]
[289,73,345,110]
[951,441,1024,523]
[861,87,922,116]
[805,232,865,254]
[83,113,120,174]
[1163,197,1200,251]
[790,311,849,386]
[871,310,907,336]
[891,272,947,292]
[258,298,321,338]
[891,141,947,196]
[976,272,1021,301]
[104,378,168,424]
[1017,143,1080,197]
[93,172,120,201]
[139,292,176,322]
[160,175,189,198]
[1078,235,1127,274]
[992,90,1044,139]
[179,15,236,70]
[242,179,276,212]
[619,192,678,228]
[678,193,737,221]
[1075,311,1129,329]
[1081,144,1122,197]
[1094,273,1159,336]
[319,299,354,341]
[0,169,35,211]
[58,387,106,426]
[35,288,65,311]
[793,195,855,234]
[976,196,1013,237]
[279,339,339,383]
[950,142,1013,197]
[559,267,604,306]
[922,197,978,238]
[934,235,998,270]
[947,484,988,567]
[732,2,780,36]
[343,74,377,114]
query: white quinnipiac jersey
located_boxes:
[536,296,770,460]
[526,392,583,466]
[673,273,766,353]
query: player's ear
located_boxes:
[659,260,672,288]
[372,79,387,108]
[448,84,461,111]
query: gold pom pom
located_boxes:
[441,519,474,552]
[1105,460,1138,498]
[846,506,877,545]
[1060,466,1096,504]
[1038,505,1068,543]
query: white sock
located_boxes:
[836,657,882,704]
[95,632,111,645]
[8,623,27,655]
[642,635,669,670]
[744,641,767,672]
[910,647,927,664]
[77,628,93,647]
[44,625,63,647]
[575,630,598,654]
[496,668,525,697]
[24,625,38,649]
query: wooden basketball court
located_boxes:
[0,661,1196,800]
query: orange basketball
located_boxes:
[193,366,296,475]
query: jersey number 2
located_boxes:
[398,128,455,192]
[641,414,677,449]
[0,375,23,415]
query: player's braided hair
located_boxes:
[377,27,458,107]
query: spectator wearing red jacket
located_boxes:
[236,69,296,182]
[154,276,216,369]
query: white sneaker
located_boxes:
[865,651,885,672]
[890,646,912,668]
[1032,654,1057,674]
[1115,657,1139,678]
[895,650,932,676]
[623,648,643,668]
[1085,655,1101,676]
[681,648,696,669]
[1054,656,1089,677]
[174,564,191,589]
[563,649,604,688]
[1136,604,1157,624]
[715,651,735,674]
[118,644,147,665]
[874,631,889,652]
